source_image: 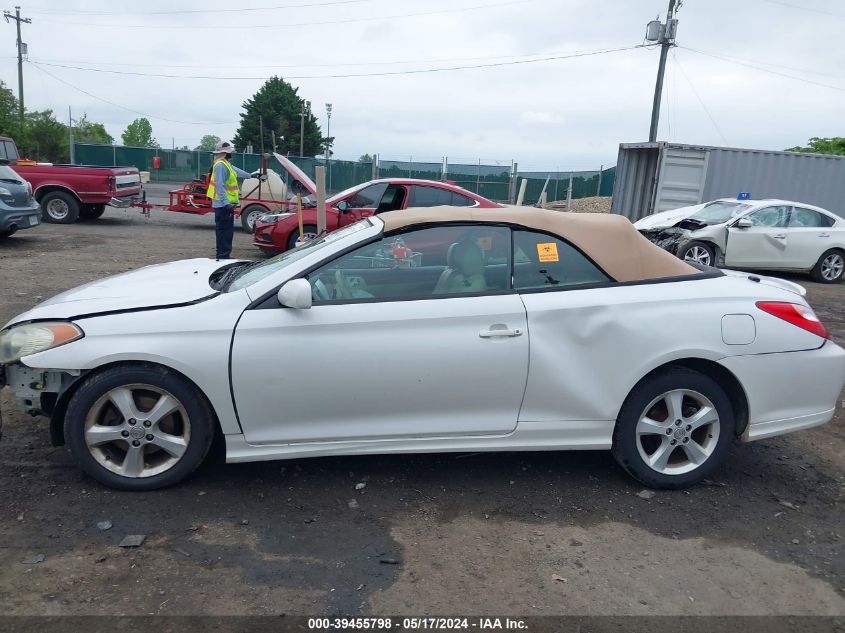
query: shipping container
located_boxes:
[610,142,845,222]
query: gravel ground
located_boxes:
[0,207,843,617]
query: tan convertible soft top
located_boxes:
[378,205,697,283]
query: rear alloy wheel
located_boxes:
[612,367,734,489]
[40,191,80,224]
[678,241,715,267]
[80,204,106,220]
[66,365,215,490]
[811,249,844,284]
[287,224,318,251]
[240,204,268,233]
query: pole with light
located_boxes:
[325,103,333,192]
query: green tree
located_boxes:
[195,134,221,151]
[0,80,20,139]
[785,137,845,156]
[19,110,69,163]
[73,114,114,144]
[233,76,324,157]
[358,153,373,163]
[121,117,159,148]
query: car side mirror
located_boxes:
[277,279,312,309]
[336,200,349,212]
[735,218,753,229]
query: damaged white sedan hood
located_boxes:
[634,203,706,230]
[4,258,233,326]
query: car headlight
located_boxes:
[0,322,84,363]
[259,213,295,225]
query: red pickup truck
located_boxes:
[0,135,142,224]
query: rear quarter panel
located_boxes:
[517,275,823,423]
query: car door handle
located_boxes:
[479,327,523,338]
[819,233,831,238]
[772,234,787,239]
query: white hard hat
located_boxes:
[213,140,236,154]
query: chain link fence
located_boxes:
[74,144,615,204]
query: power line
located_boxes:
[28,62,236,126]
[30,45,645,81]
[37,0,531,30]
[24,48,599,71]
[671,50,729,146]
[26,0,373,15]
[678,45,845,93]
[759,0,844,17]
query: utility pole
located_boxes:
[647,0,679,142]
[259,114,265,155]
[4,6,31,132]
[299,100,311,157]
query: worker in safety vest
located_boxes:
[207,140,263,259]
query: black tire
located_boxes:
[40,190,80,224]
[0,229,13,239]
[80,204,106,220]
[810,248,845,284]
[677,240,716,267]
[611,366,735,489]
[65,364,216,491]
[240,204,268,234]
[287,224,318,251]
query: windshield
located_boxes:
[227,219,374,292]
[326,181,370,205]
[0,165,24,183]
[689,201,752,225]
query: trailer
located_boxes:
[131,153,316,233]
[611,142,845,222]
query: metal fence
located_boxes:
[73,143,616,203]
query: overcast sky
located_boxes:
[2,0,843,170]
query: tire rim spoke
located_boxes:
[664,390,685,422]
[85,424,127,446]
[682,439,708,465]
[636,416,665,436]
[687,405,717,431]
[648,438,674,471]
[145,393,179,426]
[121,445,146,477]
[150,431,187,458]
[108,387,142,421]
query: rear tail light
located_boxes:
[108,176,116,192]
[756,301,829,339]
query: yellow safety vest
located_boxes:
[207,159,239,204]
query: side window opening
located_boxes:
[307,225,511,303]
[513,230,611,291]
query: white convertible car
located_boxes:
[1,207,843,490]
[635,198,845,283]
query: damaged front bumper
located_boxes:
[1,363,81,443]
[638,227,690,255]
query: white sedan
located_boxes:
[635,198,845,283]
[1,207,843,490]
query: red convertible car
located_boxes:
[253,176,502,253]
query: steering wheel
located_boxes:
[312,278,331,301]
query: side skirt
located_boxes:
[224,420,615,463]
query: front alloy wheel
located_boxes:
[66,365,215,490]
[678,241,715,267]
[84,384,191,478]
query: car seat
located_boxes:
[433,242,487,294]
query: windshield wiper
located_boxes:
[219,260,263,291]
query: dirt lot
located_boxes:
[0,206,843,617]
